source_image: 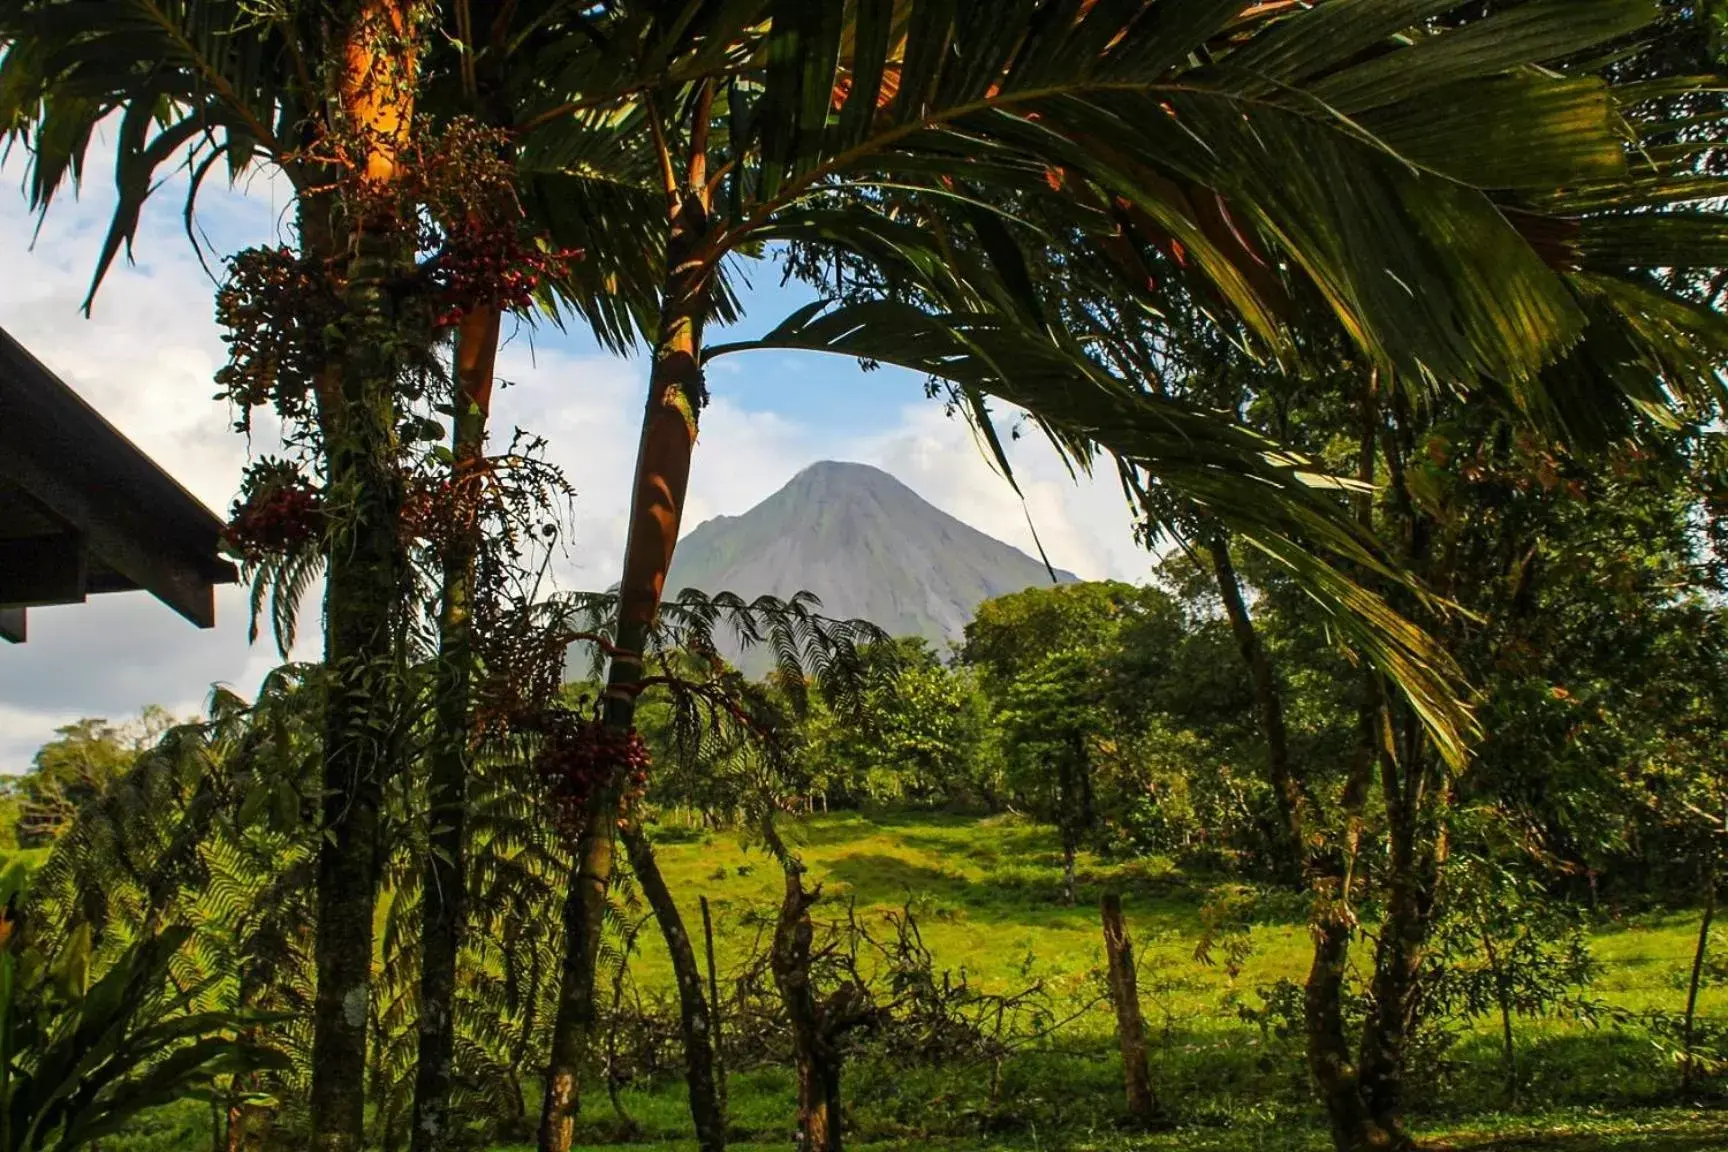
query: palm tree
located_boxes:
[6,5,1722,1151]
[515,4,1728,1144]
[0,7,660,1149]
[0,4,439,1146]
[533,0,1724,776]
[925,34,1728,1137]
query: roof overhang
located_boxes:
[0,326,237,642]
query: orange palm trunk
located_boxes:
[339,0,416,191]
[604,304,703,710]
[541,185,711,1152]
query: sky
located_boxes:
[0,143,1145,773]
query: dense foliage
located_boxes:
[2,2,1728,1152]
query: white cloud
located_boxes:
[0,152,1142,773]
[853,402,1147,583]
[0,141,305,771]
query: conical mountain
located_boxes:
[665,461,1074,665]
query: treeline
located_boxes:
[665,432,1726,913]
[3,4,1728,1152]
[6,396,1726,1152]
[623,399,1728,1143]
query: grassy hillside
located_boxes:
[552,811,1723,1151]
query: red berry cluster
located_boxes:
[430,223,584,330]
[224,463,324,563]
[214,246,335,428]
[533,711,653,836]
[398,474,458,545]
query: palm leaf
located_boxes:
[709,296,1477,767]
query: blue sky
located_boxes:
[0,144,1142,771]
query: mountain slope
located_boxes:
[664,461,1074,664]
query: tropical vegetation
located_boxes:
[0,1,1725,1151]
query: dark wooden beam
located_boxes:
[0,533,88,609]
[0,608,24,643]
[0,451,220,628]
[0,325,236,636]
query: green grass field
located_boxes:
[559,810,1725,1151]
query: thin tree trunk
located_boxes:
[1100,893,1157,1123]
[1058,745,1088,907]
[1301,394,1413,1152]
[602,917,642,1134]
[411,305,500,1152]
[1203,517,1390,1151]
[1061,840,1077,907]
[1358,737,1442,1140]
[1206,534,1307,881]
[771,864,840,1152]
[538,796,617,1152]
[700,895,728,1118]
[1358,856,1421,1132]
[539,157,714,1149]
[507,937,545,1104]
[311,7,419,1150]
[226,1007,268,1152]
[1305,679,1405,1152]
[1482,932,1517,1106]
[1305,914,1396,1152]
[1682,855,1719,1092]
[622,823,725,1151]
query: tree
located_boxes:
[13,711,172,847]
[790,639,988,808]
[965,584,1170,903]
[997,649,1103,906]
[1173,396,1728,1151]
[536,5,1728,1118]
[8,4,1725,1148]
[0,6,657,1146]
[963,584,1144,700]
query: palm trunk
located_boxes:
[411,305,501,1152]
[539,189,711,1150]
[311,7,419,1149]
[600,245,706,732]
[538,794,618,1152]
[621,822,725,1151]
